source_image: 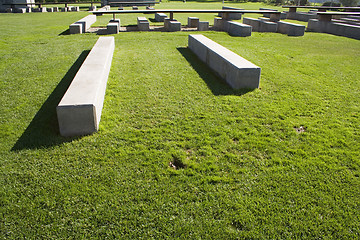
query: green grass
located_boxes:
[1,2,360,239]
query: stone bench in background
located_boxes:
[243,17,277,32]
[57,36,115,137]
[137,17,150,31]
[155,12,167,22]
[220,6,243,20]
[227,21,252,37]
[188,17,199,28]
[277,21,305,36]
[69,15,97,34]
[188,34,261,89]
[198,21,209,31]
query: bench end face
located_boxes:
[57,104,98,137]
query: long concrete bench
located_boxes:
[307,19,360,39]
[227,21,252,37]
[69,15,97,34]
[188,34,260,89]
[57,36,115,137]
[137,16,150,31]
[277,21,305,36]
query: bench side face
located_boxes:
[188,34,260,89]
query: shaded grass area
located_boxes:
[1,5,360,239]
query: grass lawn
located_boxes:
[1,2,360,239]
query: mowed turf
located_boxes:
[0,2,359,239]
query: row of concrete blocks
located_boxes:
[57,36,115,137]
[307,19,360,40]
[4,6,80,13]
[188,34,260,89]
[69,15,97,34]
[244,17,305,36]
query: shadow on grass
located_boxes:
[177,47,254,96]
[59,29,70,36]
[11,50,90,151]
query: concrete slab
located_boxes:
[155,12,167,22]
[137,17,150,31]
[57,36,115,137]
[277,21,305,36]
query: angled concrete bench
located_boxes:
[137,17,150,31]
[69,15,97,34]
[57,37,115,137]
[277,21,305,36]
[227,21,252,37]
[188,34,260,89]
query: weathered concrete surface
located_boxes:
[198,21,209,31]
[307,19,360,39]
[188,34,261,89]
[277,21,305,36]
[137,17,150,31]
[155,12,167,22]
[227,21,252,37]
[188,17,199,27]
[107,22,119,34]
[57,36,115,137]
[69,23,83,34]
[70,15,97,34]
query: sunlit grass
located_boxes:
[0,2,359,239]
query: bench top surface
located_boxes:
[93,9,281,15]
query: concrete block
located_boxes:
[307,19,319,32]
[110,18,121,28]
[118,7,123,10]
[107,22,119,34]
[155,12,167,22]
[188,34,260,89]
[89,6,97,11]
[26,7,32,13]
[40,7,46,12]
[132,6,138,10]
[47,7,53,12]
[168,21,181,32]
[259,20,277,32]
[53,7,58,12]
[243,17,261,32]
[213,17,225,31]
[188,17,199,28]
[70,15,97,34]
[227,21,252,37]
[146,7,154,10]
[69,23,83,34]
[198,21,209,31]
[61,7,67,12]
[277,21,305,36]
[6,8,13,13]
[137,17,150,31]
[57,36,115,137]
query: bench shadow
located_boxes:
[59,29,70,36]
[11,50,90,151]
[177,47,254,96]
